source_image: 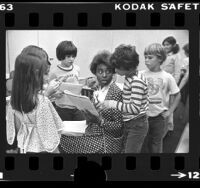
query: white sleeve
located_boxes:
[6,104,16,145]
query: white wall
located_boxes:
[6,30,188,82]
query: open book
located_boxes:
[55,90,99,118]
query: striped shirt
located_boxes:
[116,71,149,121]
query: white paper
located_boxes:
[59,82,83,95]
[61,120,88,134]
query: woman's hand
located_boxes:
[81,109,102,125]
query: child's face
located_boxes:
[145,54,162,71]
[62,55,75,67]
[163,41,173,54]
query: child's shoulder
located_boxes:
[38,94,51,104]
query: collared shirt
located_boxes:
[93,80,114,104]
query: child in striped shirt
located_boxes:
[102,44,149,153]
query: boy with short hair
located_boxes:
[102,44,149,153]
[142,43,181,153]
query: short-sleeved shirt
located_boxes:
[141,70,180,117]
[49,64,80,83]
[161,52,181,83]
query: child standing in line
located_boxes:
[49,40,85,121]
[6,45,64,153]
[141,43,181,153]
[162,36,182,133]
[178,43,189,124]
[102,44,149,153]
[179,43,189,92]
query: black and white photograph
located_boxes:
[6,30,189,154]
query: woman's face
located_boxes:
[96,63,113,88]
[163,41,173,54]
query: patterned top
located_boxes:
[59,82,124,153]
[6,95,64,153]
[90,82,124,138]
[116,71,149,122]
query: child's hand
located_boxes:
[103,100,117,109]
[81,109,102,125]
[161,110,172,118]
[86,77,99,90]
[46,79,61,97]
[49,90,64,101]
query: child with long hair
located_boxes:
[162,36,182,133]
[6,45,63,153]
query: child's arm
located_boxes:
[174,55,182,84]
[179,66,189,90]
[162,92,181,118]
[103,80,147,115]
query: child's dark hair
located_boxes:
[11,45,49,113]
[90,50,115,75]
[162,36,180,54]
[183,43,189,56]
[110,44,139,70]
[56,41,77,61]
[144,43,167,64]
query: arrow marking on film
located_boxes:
[171,172,187,179]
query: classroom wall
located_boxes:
[6,30,188,82]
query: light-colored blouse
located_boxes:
[6,95,64,153]
[161,52,182,83]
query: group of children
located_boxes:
[6,36,189,153]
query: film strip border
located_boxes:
[0,3,199,28]
[1,2,200,181]
[2,155,200,181]
[1,11,200,28]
